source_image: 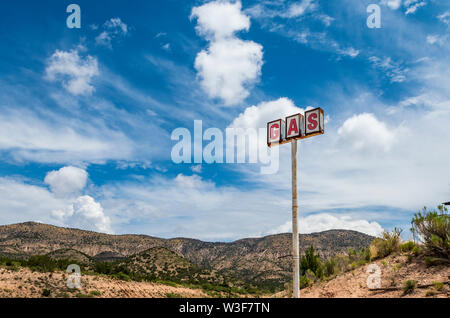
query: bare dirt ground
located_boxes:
[285,255,449,298]
[0,267,208,298]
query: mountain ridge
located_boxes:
[0,221,375,290]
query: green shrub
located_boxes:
[299,275,310,289]
[411,245,420,256]
[400,241,417,253]
[370,228,402,259]
[114,272,131,281]
[27,255,57,272]
[42,289,51,297]
[89,290,101,296]
[300,246,320,274]
[411,205,449,258]
[432,281,444,291]
[403,280,417,294]
[424,257,444,267]
[324,258,336,277]
[300,245,324,279]
[166,293,183,298]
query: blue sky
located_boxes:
[0,0,449,241]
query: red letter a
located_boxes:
[288,119,298,136]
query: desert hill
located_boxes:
[0,221,373,291]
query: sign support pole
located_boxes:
[267,108,324,298]
[291,139,300,298]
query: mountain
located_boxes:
[0,222,374,289]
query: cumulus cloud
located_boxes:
[0,178,67,225]
[191,1,263,106]
[269,214,384,237]
[44,166,88,197]
[42,166,112,233]
[229,97,305,130]
[95,18,129,48]
[337,113,396,153]
[52,195,113,234]
[191,1,250,40]
[0,175,113,234]
[45,49,99,95]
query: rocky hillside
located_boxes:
[0,222,373,289]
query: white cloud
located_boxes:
[337,47,360,58]
[380,0,402,10]
[369,56,407,83]
[95,18,128,48]
[246,0,317,20]
[99,173,293,240]
[44,166,112,233]
[0,177,112,234]
[44,166,88,197]
[191,0,250,40]
[53,195,113,234]
[162,43,170,51]
[191,1,263,106]
[0,107,134,164]
[269,214,384,237]
[229,97,305,130]
[191,165,202,173]
[426,34,447,46]
[404,1,426,15]
[45,49,99,96]
[337,113,396,153]
[0,178,67,225]
[283,0,317,18]
[437,11,450,25]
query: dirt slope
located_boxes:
[0,267,208,298]
[278,255,449,298]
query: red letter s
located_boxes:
[307,113,318,131]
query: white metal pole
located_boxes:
[291,139,300,298]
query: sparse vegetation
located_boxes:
[403,280,417,294]
[411,205,449,258]
[432,281,444,291]
[166,292,183,298]
[89,290,101,297]
[41,289,51,297]
[399,241,416,253]
[369,228,402,260]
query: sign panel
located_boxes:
[267,108,324,147]
[267,119,285,147]
[304,107,324,137]
[285,113,305,140]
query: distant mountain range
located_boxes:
[0,222,374,290]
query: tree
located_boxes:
[411,205,449,258]
[300,245,322,277]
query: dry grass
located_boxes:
[0,267,209,298]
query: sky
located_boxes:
[0,0,449,241]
